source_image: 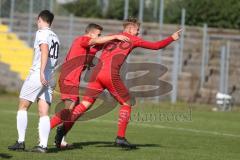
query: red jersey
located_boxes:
[99,32,174,74]
[83,32,174,104]
[60,36,92,86]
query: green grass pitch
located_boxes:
[1,95,240,160]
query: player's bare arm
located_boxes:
[40,43,49,86]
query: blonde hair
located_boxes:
[123,17,140,28]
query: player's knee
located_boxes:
[18,105,28,111]
[38,105,49,116]
[18,99,31,111]
[38,99,50,117]
[82,100,92,108]
[38,108,49,117]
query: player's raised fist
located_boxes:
[115,35,130,42]
[171,29,182,41]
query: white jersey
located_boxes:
[19,27,60,103]
[31,27,60,78]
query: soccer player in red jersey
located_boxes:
[50,23,129,147]
[55,18,182,148]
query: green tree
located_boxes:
[164,0,240,29]
[62,0,102,18]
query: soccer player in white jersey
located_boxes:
[8,10,60,153]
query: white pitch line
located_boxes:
[92,119,240,138]
[1,109,240,138]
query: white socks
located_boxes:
[38,116,50,148]
[17,111,50,148]
[17,110,28,143]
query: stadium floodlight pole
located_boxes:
[9,0,15,32]
[27,0,33,46]
[200,23,208,89]
[179,8,186,73]
[219,45,226,93]
[225,41,230,94]
[171,42,180,104]
[124,0,129,20]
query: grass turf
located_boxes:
[0,95,240,160]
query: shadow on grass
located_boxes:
[48,141,161,153]
[47,141,160,153]
[47,144,83,153]
[0,153,13,159]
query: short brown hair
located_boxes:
[123,17,140,28]
[85,23,103,33]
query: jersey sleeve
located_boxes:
[80,36,92,48]
[86,45,103,65]
[36,30,49,45]
[89,45,103,55]
[133,36,174,50]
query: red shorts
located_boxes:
[59,79,80,103]
[83,71,130,105]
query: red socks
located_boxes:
[63,103,88,133]
[117,105,132,138]
[51,104,132,138]
[50,109,71,129]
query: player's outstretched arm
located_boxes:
[40,44,49,86]
[89,35,130,45]
[135,29,182,50]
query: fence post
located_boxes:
[41,0,46,10]
[171,42,180,104]
[153,0,158,20]
[138,0,144,22]
[219,46,226,93]
[0,0,2,23]
[205,36,210,66]
[27,0,33,46]
[158,0,164,62]
[68,14,74,46]
[200,23,208,88]
[225,41,230,94]
[159,0,164,33]
[179,8,185,73]
[9,0,15,32]
[124,0,129,20]
[49,0,53,12]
